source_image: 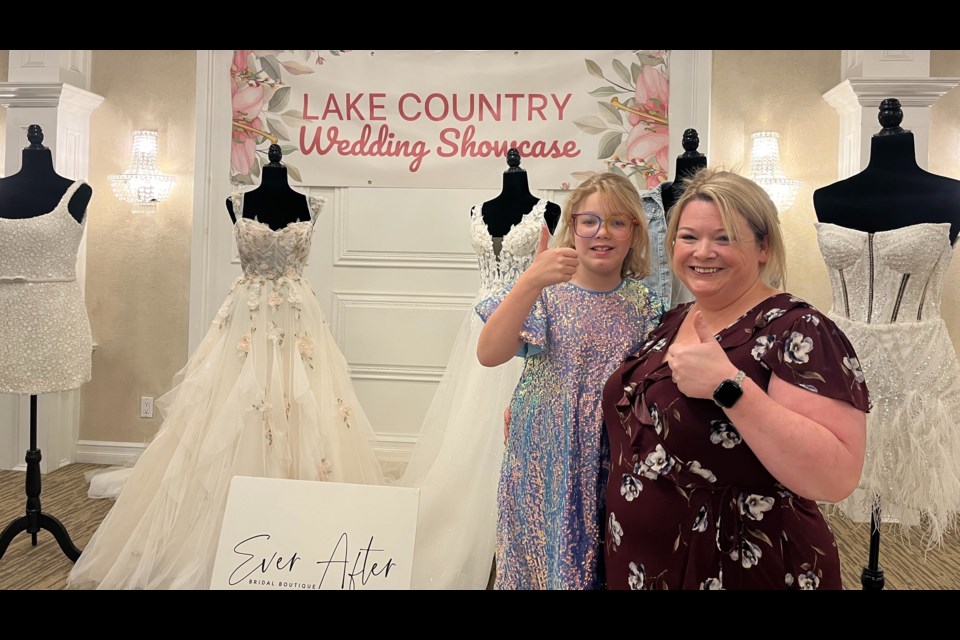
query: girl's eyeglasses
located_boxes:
[572,213,638,239]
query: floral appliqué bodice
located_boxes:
[470,199,546,298]
[816,222,952,323]
[231,191,326,280]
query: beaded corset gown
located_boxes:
[0,181,91,394]
[394,200,546,589]
[816,221,960,543]
[68,192,384,589]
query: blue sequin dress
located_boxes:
[477,278,664,589]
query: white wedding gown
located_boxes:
[69,193,384,589]
[395,200,546,589]
[816,221,960,544]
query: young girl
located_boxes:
[476,172,665,589]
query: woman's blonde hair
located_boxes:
[666,168,787,288]
[552,172,652,279]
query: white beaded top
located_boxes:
[815,222,953,324]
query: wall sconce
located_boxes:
[108,130,176,215]
[748,132,801,213]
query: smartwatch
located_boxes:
[713,370,746,409]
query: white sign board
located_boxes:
[211,476,419,590]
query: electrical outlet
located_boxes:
[140,396,154,418]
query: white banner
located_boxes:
[229,50,670,190]
[211,476,419,590]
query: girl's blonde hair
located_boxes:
[552,172,652,279]
[666,168,787,288]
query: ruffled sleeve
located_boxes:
[756,308,870,412]
[640,288,667,344]
[475,286,547,358]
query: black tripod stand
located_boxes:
[0,394,81,562]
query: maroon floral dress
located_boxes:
[602,293,870,590]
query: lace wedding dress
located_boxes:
[816,221,960,543]
[68,193,384,589]
[394,200,546,589]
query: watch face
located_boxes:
[714,380,743,408]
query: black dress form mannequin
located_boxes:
[0,125,92,222]
[814,98,960,244]
[661,128,707,215]
[480,149,560,239]
[814,99,960,591]
[226,144,311,230]
[0,125,89,564]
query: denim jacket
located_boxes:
[639,181,692,309]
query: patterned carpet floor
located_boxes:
[0,463,957,589]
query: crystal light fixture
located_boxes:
[748,132,801,213]
[108,130,176,215]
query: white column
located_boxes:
[0,50,103,473]
[667,50,713,180]
[823,50,960,179]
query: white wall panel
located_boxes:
[335,187,487,269]
[333,291,475,374]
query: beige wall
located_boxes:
[710,51,841,313]
[930,50,960,180]
[930,50,960,341]
[80,51,196,443]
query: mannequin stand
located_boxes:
[0,395,81,563]
[860,496,885,590]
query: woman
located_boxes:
[602,169,869,590]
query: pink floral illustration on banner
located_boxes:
[229,50,349,185]
[231,83,264,177]
[572,51,670,191]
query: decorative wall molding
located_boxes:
[842,49,930,80]
[75,436,414,467]
[76,440,147,466]
[350,364,447,383]
[9,50,91,89]
[331,290,476,345]
[0,83,102,110]
[372,432,418,464]
[828,78,960,109]
[334,249,478,270]
[20,50,46,68]
[332,189,477,270]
